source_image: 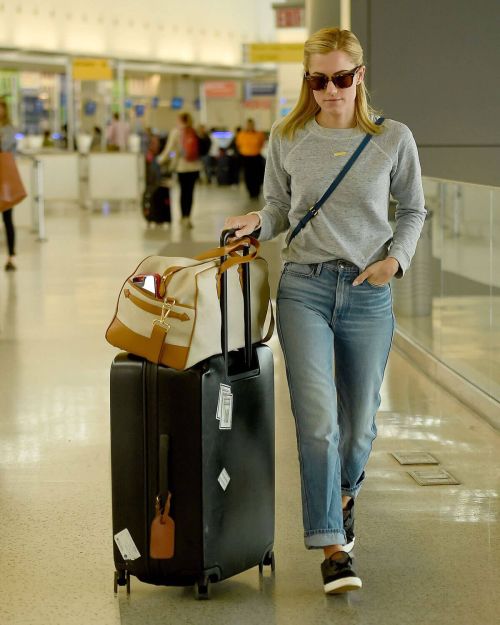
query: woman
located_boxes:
[0,97,18,271]
[157,112,201,228]
[224,27,425,595]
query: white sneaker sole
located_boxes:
[342,537,355,553]
[324,576,362,594]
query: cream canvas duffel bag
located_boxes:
[105,236,274,370]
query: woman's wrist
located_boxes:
[386,256,400,275]
[247,211,262,229]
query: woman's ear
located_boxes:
[357,66,366,85]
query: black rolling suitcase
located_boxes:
[216,151,232,186]
[143,156,171,224]
[142,185,171,224]
[110,232,275,599]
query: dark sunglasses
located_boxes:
[304,66,361,91]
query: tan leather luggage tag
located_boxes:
[150,492,175,559]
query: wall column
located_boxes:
[65,59,75,152]
[305,0,350,34]
[117,62,125,124]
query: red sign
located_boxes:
[275,7,305,28]
[243,99,273,110]
[204,81,237,98]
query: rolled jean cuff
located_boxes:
[304,529,346,549]
[341,486,361,498]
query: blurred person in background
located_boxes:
[236,118,265,199]
[157,112,201,228]
[42,130,54,148]
[227,126,242,185]
[206,127,220,184]
[91,126,103,151]
[141,127,154,154]
[196,124,212,184]
[0,97,18,271]
[106,113,130,151]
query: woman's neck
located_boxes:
[315,110,356,129]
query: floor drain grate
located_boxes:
[391,451,439,465]
[408,469,461,486]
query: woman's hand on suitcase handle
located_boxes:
[224,214,261,240]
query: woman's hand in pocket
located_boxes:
[353,257,399,287]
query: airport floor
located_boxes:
[0,183,498,625]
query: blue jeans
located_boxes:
[277,260,395,549]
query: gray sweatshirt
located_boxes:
[257,118,426,276]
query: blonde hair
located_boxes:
[0,97,11,127]
[277,27,382,139]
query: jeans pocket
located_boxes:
[366,280,389,289]
[284,262,316,278]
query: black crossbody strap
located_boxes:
[287,117,385,246]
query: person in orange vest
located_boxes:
[236,118,265,199]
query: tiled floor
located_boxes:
[0,183,498,625]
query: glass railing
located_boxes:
[392,177,499,403]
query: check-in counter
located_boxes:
[40,152,80,201]
[15,151,80,229]
[15,151,144,227]
[87,152,141,202]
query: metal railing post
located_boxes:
[34,157,46,242]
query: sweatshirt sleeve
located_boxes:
[257,128,292,241]
[388,128,426,277]
[157,128,179,165]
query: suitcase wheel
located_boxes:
[259,550,276,575]
[114,569,131,595]
[194,576,211,600]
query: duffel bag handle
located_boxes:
[158,236,259,300]
[194,236,260,263]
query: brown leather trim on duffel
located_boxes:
[106,318,189,370]
[127,280,195,309]
[150,321,169,363]
[105,255,157,341]
[124,289,190,321]
[159,342,189,370]
[159,266,184,297]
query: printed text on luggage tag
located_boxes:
[216,383,233,430]
[114,528,141,561]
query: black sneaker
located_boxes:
[343,498,355,552]
[321,551,362,594]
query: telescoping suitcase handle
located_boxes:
[220,229,253,376]
[157,434,170,514]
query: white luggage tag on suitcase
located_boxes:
[216,383,233,430]
[114,529,141,561]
